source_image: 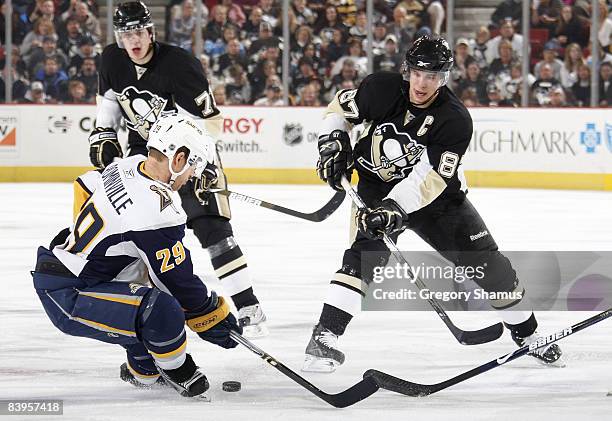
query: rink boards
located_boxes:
[0,105,611,190]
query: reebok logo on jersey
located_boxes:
[470,230,489,241]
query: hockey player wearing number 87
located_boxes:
[302,35,563,372]
[88,1,267,337]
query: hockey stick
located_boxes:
[366,308,612,396]
[339,176,504,345]
[229,331,379,408]
[210,189,346,222]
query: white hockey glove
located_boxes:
[89,127,122,169]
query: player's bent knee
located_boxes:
[191,216,234,248]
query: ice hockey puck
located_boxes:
[222,381,241,392]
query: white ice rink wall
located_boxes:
[0,104,611,190]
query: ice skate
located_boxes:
[302,323,345,373]
[238,303,269,338]
[120,363,166,389]
[155,354,210,398]
[512,331,565,367]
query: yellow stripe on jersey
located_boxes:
[149,339,187,359]
[78,291,143,306]
[73,178,92,221]
[74,317,136,337]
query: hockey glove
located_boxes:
[186,291,242,349]
[193,162,219,204]
[316,130,354,191]
[357,198,408,240]
[89,127,122,169]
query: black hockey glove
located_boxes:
[316,130,354,191]
[193,162,219,204]
[357,199,408,240]
[186,291,242,349]
[89,127,122,169]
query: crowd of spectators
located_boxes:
[1,0,101,103]
[1,0,610,107]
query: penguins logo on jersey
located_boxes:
[117,87,172,140]
[357,123,425,182]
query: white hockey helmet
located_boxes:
[147,114,215,186]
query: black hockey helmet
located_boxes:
[401,35,453,86]
[113,1,155,46]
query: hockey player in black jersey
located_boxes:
[88,1,266,337]
[302,36,563,372]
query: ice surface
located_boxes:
[1,183,611,420]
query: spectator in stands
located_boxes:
[302,43,324,77]
[423,1,445,35]
[501,62,535,104]
[327,0,357,27]
[560,42,584,88]
[59,0,99,20]
[456,59,487,105]
[397,0,427,31]
[485,20,523,63]
[490,0,522,30]
[292,0,315,26]
[488,39,515,79]
[296,82,321,106]
[253,82,284,105]
[323,27,348,67]
[484,82,516,107]
[22,80,48,103]
[331,37,367,77]
[29,0,62,29]
[248,22,279,57]
[546,85,569,107]
[451,37,474,88]
[0,2,29,45]
[67,34,98,77]
[571,62,591,106]
[168,0,197,51]
[363,21,389,57]
[249,56,280,101]
[21,18,57,61]
[555,5,589,48]
[585,41,612,66]
[373,34,402,72]
[531,0,563,35]
[291,25,314,61]
[225,63,251,104]
[73,55,96,99]
[243,7,264,42]
[0,63,29,103]
[534,40,564,81]
[469,26,491,70]
[63,78,90,103]
[292,56,318,94]
[212,83,227,105]
[349,10,368,40]
[532,63,562,105]
[258,0,280,29]
[314,5,348,45]
[329,58,360,97]
[386,5,414,54]
[215,38,248,77]
[222,0,246,28]
[597,0,612,53]
[206,5,228,43]
[599,61,612,106]
[70,1,101,44]
[28,35,69,77]
[206,23,239,58]
[35,56,68,102]
[58,16,82,58]
[0,44,28,82]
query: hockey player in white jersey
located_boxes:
[33,114,242,398]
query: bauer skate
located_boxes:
[238,303,268,338]
[302,323,345,373]
[512,331,565,367]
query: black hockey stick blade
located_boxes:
[230,331,378,408]
[211,189,346,222]
[364,308,612,397]
[339,176,504,346]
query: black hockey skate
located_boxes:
[120,363,166,389]
[155,354,210,398]
[302,323,345,373]
[512,331,565,367]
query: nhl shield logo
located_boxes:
[283,123,303,146]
